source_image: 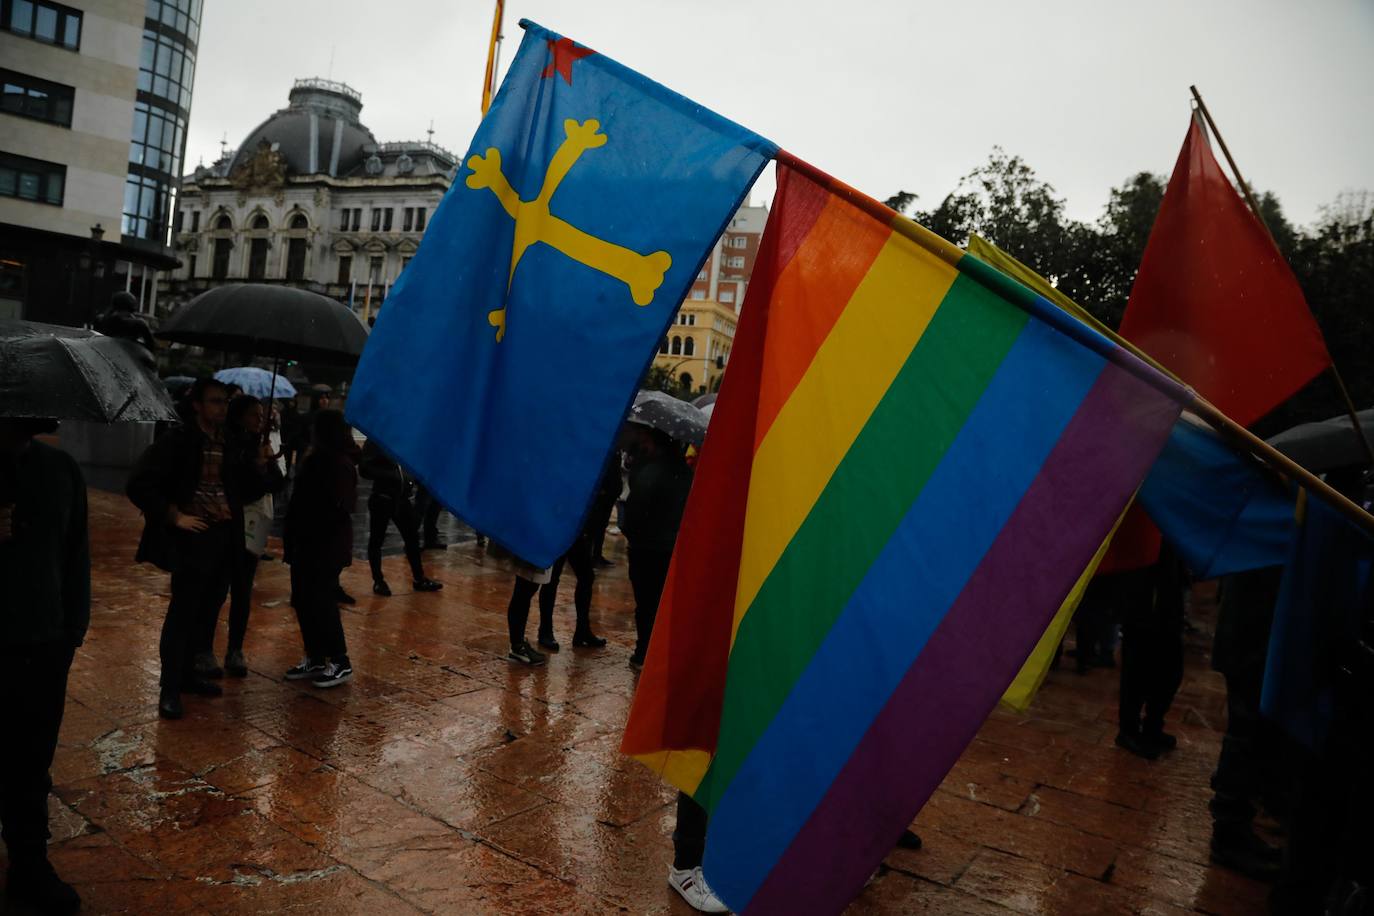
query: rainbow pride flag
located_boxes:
[621,160,1188,914]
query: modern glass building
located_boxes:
[122,0,200,251]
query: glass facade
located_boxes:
[122,0,200,245]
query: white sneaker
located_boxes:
[668,866,730,913]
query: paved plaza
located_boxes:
[7,487,1272,914]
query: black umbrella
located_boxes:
[1267,408,1374,473]
[156,284,368,365]
[691,392,717,409]
[628,390,708,446]
[0,319,178,423]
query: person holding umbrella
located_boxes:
[128,378,243,718]
[621,393,704,668]
[0,417,88,915]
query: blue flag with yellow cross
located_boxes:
[347,20,776,567]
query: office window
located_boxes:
[338,209,349,231]
[0,70,74,126]
[684,336,695,356]
[729,235,748,248]
[727,256,745,268]
[173,209,183,232]
[720,289,734,304]
[337,254,352,285]
[382,208,393,232]
[351,208,361,231]
[370,208,381,232]
[289,213,307,230]
[400,256,411,272]
[3,1,81,50]
[415,207,426,231]
[671,336,681,355]
[659,338,668,354]
[368,256,383,283]
[696,270,706,281]
[186,253,196,278]
[190,210,199,231]
[690,289,706,300]
[0,152,64,205]
[250,213,268,230]
[215,213,230,230]
[402,207,413,232]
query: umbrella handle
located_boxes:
[264,353,279,445]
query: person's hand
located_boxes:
[0,504,13,543]
[172,510,209,533]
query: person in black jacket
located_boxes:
[127,378,241,719]
[205,395,286,678]
[623,425,692,669]
[0,417,87,915]
[283,409,357,688]
[359,439,441,597]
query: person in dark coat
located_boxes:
[0,417,87,915]
[205,395,286,677]
[283,409,357,688]
[587,453,623,566]
[127,378,240,719]
[359,439,441,596]
[93,290,156,353]
[1115,548,1187,760]
[622,424,693,669]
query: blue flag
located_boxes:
[346,21,776,566]
[1138,418,1298,580]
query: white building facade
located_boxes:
[162,78,456,316]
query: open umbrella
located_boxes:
[691,392,717,409]
[0,319,178,423]
[157,284,368,365]
[628,390,708,446]
[214,367,297,399]
[1267,409,1374,473]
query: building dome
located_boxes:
[228,78,376,178]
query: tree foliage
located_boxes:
[888,152,1372,429]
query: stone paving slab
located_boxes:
[1,489,1272,914]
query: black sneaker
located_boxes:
[537,632,560,652]
[896,829,923,850]
[6,859,81,915]
[572,631,607,648]
[413,577,443,592]
[312,661,354,688]
[285,657,327,681]
[335,586,357,605]
[629,651,645,670]
[508,641,546,666]
[373,579,392,597]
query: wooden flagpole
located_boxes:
[1189,84,1374,469]
[773,148,1374,535]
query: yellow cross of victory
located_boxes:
[465,119,673,342]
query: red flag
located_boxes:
[1119,113,1330,428]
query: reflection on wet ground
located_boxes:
[11,489,1270,914]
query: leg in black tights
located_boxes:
[227,549,259,654]
[537,557,566,646]
[507,576,540,649]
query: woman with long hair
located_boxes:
[283,409,357,687]
[213,395,285,677]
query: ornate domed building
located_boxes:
[161,78,457,316]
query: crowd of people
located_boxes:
[2,365,1370,914]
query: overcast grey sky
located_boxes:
[186,0,1374,227]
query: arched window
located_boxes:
[671,336,682,355]
[659,338,668,354]
[684,336,695,356]
[215,213,231,230]
[250,214,269,230]
[290,213,308,230]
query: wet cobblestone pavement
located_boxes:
[7,488,1272,914]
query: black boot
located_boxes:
[537,630,560,652]
[572,629,607,648]
[6,857,81,915]
[158,687,183,719]
[1210,824,1282,881]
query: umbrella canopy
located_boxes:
[214,366,297,399]
[628,389,708,446]
[157,284,368,365]
[691,392,717,409]
[0,319,178,423]
[1267,408,1374,473]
